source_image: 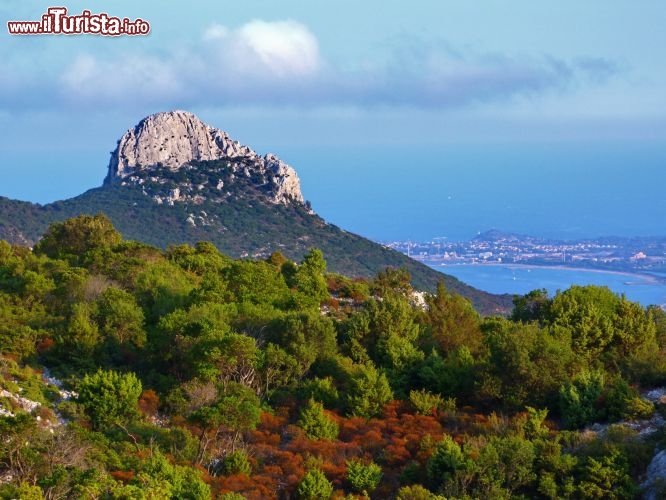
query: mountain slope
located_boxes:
[0,111,512,314]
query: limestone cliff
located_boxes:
[105,110,304,205]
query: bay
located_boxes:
[428,263,666,308]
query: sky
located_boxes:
[1,1,665,240]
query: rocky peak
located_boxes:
[105,110,304,205]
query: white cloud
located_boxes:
[232,20,320,77]
[59,53,182,105]
[202,24,229,41]
[0,19,618,113]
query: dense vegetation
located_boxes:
[0,158,512,315]
[2,215,666,499]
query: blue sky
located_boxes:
[1,1,665,239]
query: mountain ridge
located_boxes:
[0,111,513,314]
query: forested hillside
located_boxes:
[1,215,666,499]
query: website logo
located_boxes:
[7,7,150,36]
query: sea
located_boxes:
[287,142,666,243]
[428,263,666,308]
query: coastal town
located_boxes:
[386,229,666,275]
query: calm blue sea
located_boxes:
[429,264,666,308]
[285,142,666,242]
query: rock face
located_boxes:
[642,450,666,500]
[105,110,304,205]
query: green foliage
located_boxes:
[346,458,382,494]
[409,388,448,415]
[298,399,339,440]
[258,343,302,399]
[95,287,146,347]
[191,382,261,434]
[512,288,551,324]
[483,317,572,409]
[483,435,536,495]
[418,346,477,402]
[218,493,246,500]
[134,261,195,321]
[189,331,258,386]
[77,369,142,430]
[34,214,121,265]
[127,450,211,499]
[373,267,413,297]
[1,216,665,498]
[548,285,658,369]
[292,248,329,309]
[220,450,252,476]
[268,312,338,373]
[559,369,605,429]
[296,468,333,500]
[345,363,393,418]
[522,406,550,440]
[0,482,44,499]
[224,260,290,307]
[576,450,637,499]
[396,484,445,499]
[366,294,422,369]
[424,282,483,355]
[298,377,339,408]
[426,434,470,487]
[650,304,666,348]
[604,377,654,421]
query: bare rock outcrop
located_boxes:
[105,110,304,205]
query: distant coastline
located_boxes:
[432,262,663,286]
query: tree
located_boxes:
[426,434,470,488]
[559,369,605,429]
[63,302,101,358]
[296,469,333,500]
[298,377,339,409]
[268,312,337,374]
[549,286,618,359]
[95,287,146,347]
[298,399,339,440]
[220,450,252,476]
[189,382,261,463]
[482,317,572,409]
[649,305,666,348]
[135,261,195,321]
[512,288,551,324]
[424,282,482,355]
[346,363,393,418]
[484,435,536,495]
[396,484,445,499]
[373,267,412,297]
[190,332,258,390]
[129,450,211,499]
[77,369,142,430]
[346,459,382,495]
[258,343,302,399]
[418,346,477,402]
[409,389,447,415]
[292,248,329,309]
[34,214,122,265]
[362,294,423,372]
[224,260,290,307]
[576,450,637,499]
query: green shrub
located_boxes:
[221,450,252,476]
[298,399,339,440]
[346,459,382,494]
[296,468,333,499]
[559,369,605,429]
[409,389,446,415]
